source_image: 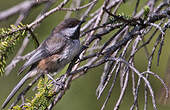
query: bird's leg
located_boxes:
[46,74,64,89]
[42,74,45,78]
[73,54,80,64]
[46,74,57,84]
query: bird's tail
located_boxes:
[1,73,30,109]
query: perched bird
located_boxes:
[2,18,84,109]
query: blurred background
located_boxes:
[0,0,170,110]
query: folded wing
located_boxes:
[19,33,66,74]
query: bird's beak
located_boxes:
[79,20,85,26]
[76,20,85,31]
[71,20,85,39]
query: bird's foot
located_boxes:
[46,74,64,89]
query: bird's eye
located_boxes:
[68,24,74,28]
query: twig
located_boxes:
[0,0,48,21]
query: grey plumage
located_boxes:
[2,18,84,109]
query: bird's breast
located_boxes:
[60,39,80,62]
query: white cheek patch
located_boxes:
[61,25,78,36]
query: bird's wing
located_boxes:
[44,33,67,54]
[19,34,67,74]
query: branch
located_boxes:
[0,0,48,21]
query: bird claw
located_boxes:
[46,74,64,89]
[58,82,65,90]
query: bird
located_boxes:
[2,18,84,109]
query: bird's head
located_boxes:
[53,18,85,39]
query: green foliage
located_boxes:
[0,24,27,75]
[12,76,56,110]
[118,13,132,20]
[144,6,150,19]
[108,13,132,23]
[12,105,22,110]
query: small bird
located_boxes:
[2,18,84,109]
